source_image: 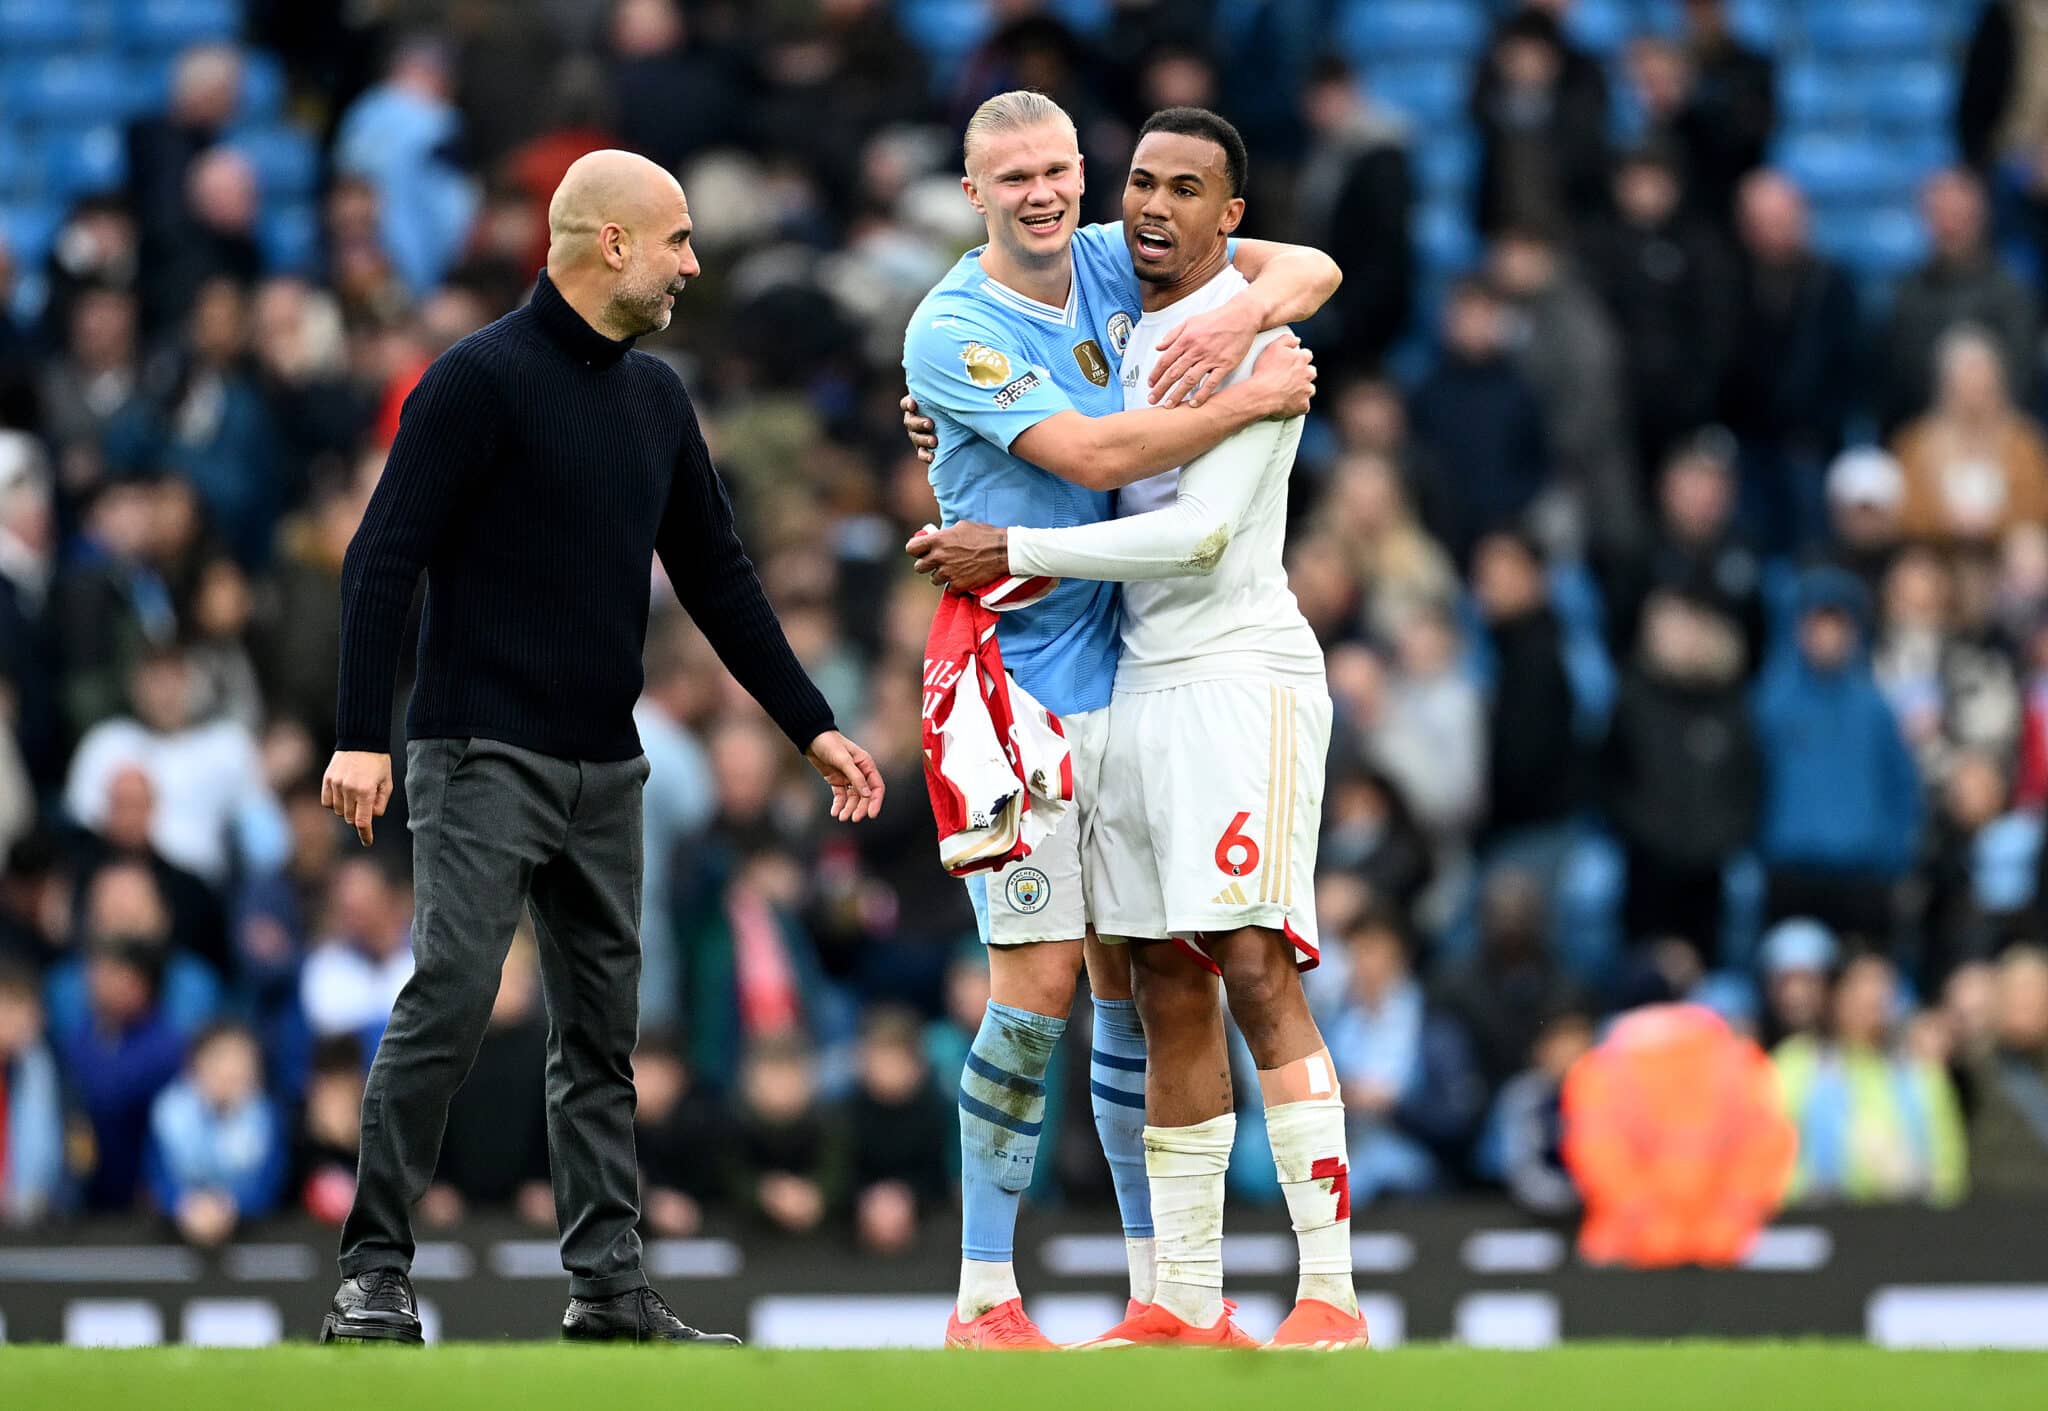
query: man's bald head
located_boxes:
[545,149,699,338]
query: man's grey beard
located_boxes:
[608,280,672,337]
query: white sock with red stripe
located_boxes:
[1265,1096,1358,1314]
[1144,1112,1235,1328]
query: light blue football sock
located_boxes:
[1089,997,1153,1241]
[959,1000,1066,1264]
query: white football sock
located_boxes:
[1126,1235,1157,1305]
[1266,1096,1359,1314]
[956,1258,1021,1321]
[1145,1112,1235,1328]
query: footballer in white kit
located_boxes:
[1006,261,1330,966]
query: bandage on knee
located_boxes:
[1257,1047,1339,1108]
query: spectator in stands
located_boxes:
[844,1006,950,1256]
[1440,868,1578,1092]
[1597,432,1767,680]
[1881,169,2037,435]
[1319,761,1435,923]
[1473,531,1581,850]
[63,643,286,888]
[1759,918,1837,1048]
[38,286,144,494]
[1361,606,1487,850]
[126,44,244,327]
[1293,58,1413,378]
[1775,953,1967,1206]
[1824,448,1910,602]
[1409,279,1551,567]
[298,858,412,1044]
[1313,452,1459,644]
[0,833,68,974]
[1920,750,2042,989]
[70,763,230,980]
[1470,6,1611,239]
[141,148,264,336]
[250,278,363,501]
[1893,325,2048,549]
[145,1021,285,1244]
[1604,590,1760,958]
[727,1033,846,1236]
[1671,0,1776,229]
[1581,144,1737,484]
[49,859,220,1043]
[0,433,59,784]
[333,37,479,298]
[635,614,717,1031]
[183,557,264,732]
[422,938,551,1231]
[1754,568,1923,943]
[606,0,745,175]
[1326,909,1485,1201]
[1959,0,2048,170]
[292,1034,363,1226]
[633,1030,725,1238]
[256,451,372,753]
[1488,224,1638,556]
[1873,548,2022,789]
[1722,171,1861,555]
[47,476,174,743]
[56,930,184,1211]
[1964,944,2048,1196]
[1491,998,1594,1215]
[0,964,65,1224]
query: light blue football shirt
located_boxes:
[904,221,1144,717]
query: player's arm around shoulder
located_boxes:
[1146,240,1342,409]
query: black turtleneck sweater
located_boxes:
[335,270,834,761]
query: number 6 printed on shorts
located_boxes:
[1214,810,1261,877]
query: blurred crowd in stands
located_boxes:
[5,0,2048,1256]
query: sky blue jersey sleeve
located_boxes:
[904,307,1075,452]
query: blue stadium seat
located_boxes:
[1336,1,1486,63]
[1779,59,1862,131]
[226,124,319,199]
[1044,0,1108,38]
[1865,62,1957,132]
[1829,206,1930,280]
[1413,199,1478,274]
[0,142,35,199]
[1804,2,1941,59]
[895,0,991,78]
[259,201,319,276]
[1363,60,1467,126]
[40,124,127,198]
[0,0,101,49]
[1726,0,1783,50]
[240,48,285,124]
[1774,134,1920,202]
[118,0,243,51]
[0,200,65,267]
[0,55,142,122]
[1413,134,1478,199]
[1566,0,1634,55]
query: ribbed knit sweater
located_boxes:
[334,270,835,761]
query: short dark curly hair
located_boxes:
[1136,106,1248,199]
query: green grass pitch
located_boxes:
[4,1344,2044,1411]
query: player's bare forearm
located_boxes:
[1232,240,1343,328]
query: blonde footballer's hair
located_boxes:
[963,90,1078,178]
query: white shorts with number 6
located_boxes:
[1088,678,1329,968]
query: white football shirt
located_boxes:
[1008,263,1324,692]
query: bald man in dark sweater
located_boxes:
[318,150,883,1346]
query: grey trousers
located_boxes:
[339,737,652,1298]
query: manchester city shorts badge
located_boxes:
[1006,866,1051,914]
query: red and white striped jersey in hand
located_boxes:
[920,571,1074,877]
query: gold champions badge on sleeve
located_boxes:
[961,343,1013,387]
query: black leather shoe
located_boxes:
[561,1286,742,1345]
[319,1269,424,1345]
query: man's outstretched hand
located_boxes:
[322,749,392,845]
[806,730,886,822]
[906,521,1008,593]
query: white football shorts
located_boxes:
[1089,678,1329,968]
[965,705,1110,946]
